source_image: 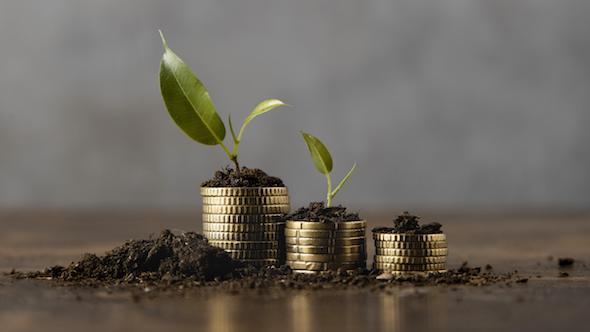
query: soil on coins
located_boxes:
[201,167,284,187]
[373,211,443,234]
[284,202,361,223]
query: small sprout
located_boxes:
[158,30,288,173]
[301,132,356,207]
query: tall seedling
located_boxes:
[158,31,288,174]
[301,132,357,207]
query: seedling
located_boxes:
[158,30,288,174]
[301,132,357,207]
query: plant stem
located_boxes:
[231,155,241,175]
[219,142,241,176]
[231,141,241,176]
[326,173,333,207]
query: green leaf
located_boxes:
[331,163,357,197]
[237,99,288,141]
[158,30,225,145]
[301,132,333,175]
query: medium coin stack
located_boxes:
[373,232,447,274]
[285,220,367,273]
[201,187,290,266]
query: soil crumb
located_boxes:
[558,258,575,267]
[201,167,284,187]
[13,230,239,284]
[373,211,443,234]
[283,202,361,223]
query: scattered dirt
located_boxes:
[558,258,575,267]
[283,202,360,223]
[201,167,284,187]
[373,211,443,234]
[214,262,518,292]
[10,260,518,292]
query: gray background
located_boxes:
[1,0,589,211]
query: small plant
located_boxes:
[158,30,288,174]
[301,132,356,207]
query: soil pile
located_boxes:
[285,202,360,223]
[373,211,442,234]
[201,167,284,187]
[18,230,239,284]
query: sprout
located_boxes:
[301,132,357,207]
[158,31,288,174]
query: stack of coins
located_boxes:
[373,232,447,274]
[201,187,290,266]
[285,220,367,273]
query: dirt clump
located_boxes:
[15,230,239,284]
[283,202,360,223]
[558,258,574,267]
[201,167,284,187]
[373,211,442,234]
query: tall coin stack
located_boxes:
[201,187,290,267]
[372,232,447,274]
[285,220,367,273]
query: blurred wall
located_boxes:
[0,0,589,210]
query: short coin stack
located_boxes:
[373,232,447,274]
[285,220,367,273]
[201,187,290,266]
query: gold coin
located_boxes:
[286,260,365,271]
[284,228,365,238]
[290,270,321,274]
[225,250,279,260]
[203,222,281,232]
[286,236,365,246]
[286,220,366,230]
[202,214,283,224]
[376,270,448,276]
[373,262,447,271]
[204,231,278,241]
[286,244,365,255]
[374,240,447,249]
[208,240,278,250]
[200,187,288,197]
[375,248,448,256]
[374,255,447,264]
[286,252,366,263]
[240,259,279,267]
[372,233,446,242]
[202,196,289,205]
[202,204,290,215]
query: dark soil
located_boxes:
[11,260,518,292]
[373,211,443,234]
[558,258,575,267]
[14,230,239,284]
[283,202,361,223]
[201,167,284,187]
